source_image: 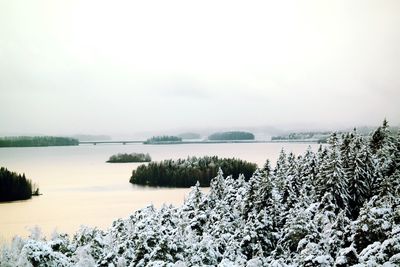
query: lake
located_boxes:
[0,142,319,243]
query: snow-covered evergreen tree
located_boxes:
[273,149,288,193]
[316,133,349,211]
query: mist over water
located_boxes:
[1,1,399,136]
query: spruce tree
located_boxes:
[242,170,262,219]
[316,133,349,211]
[256,162,273,212]
[347,143,374,218]
[273,149,288,192]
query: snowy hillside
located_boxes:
[1,121,399,266]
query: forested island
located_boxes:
[143,135,182,144]
[272,131,331,143]
[0,167,39,202]
[208,131,255,140]
[0,136,79,147]
[107,153,151,163]
[1,121,399,266]
[130,156,257,187]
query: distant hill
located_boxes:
[71,135,111,141]
[208,131,255,141]
[178,132,201,139]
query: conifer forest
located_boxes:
[1,121,399,266]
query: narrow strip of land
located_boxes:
[79,140,321,145]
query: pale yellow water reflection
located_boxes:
[0,143,318,243]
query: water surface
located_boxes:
[0,142,318,242]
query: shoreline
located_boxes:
[80,139,323,145]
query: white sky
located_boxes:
[0,0,399,135]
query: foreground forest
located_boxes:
[0,121,399,266]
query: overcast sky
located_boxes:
[0,0,399,136]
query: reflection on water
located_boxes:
[0,143,318,242]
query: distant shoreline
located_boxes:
[79,140,322,145]
[0,136,79,148]
[0,140,324,148]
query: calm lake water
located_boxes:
[0,142,318,243]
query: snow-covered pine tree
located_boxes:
[273,149,288,193]
[256,160,273,211]
[315,145,328,182]
[298,146,317,185]
[297,147,318,205]
[340,131,356,191]
[351,195,400,266]
[209,168,226,206]
[283,152,301,210]
[242,170,262,219]
[347,142,375,218]
[316,133,349,211]
[371,119,396,180]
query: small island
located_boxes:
[0,167,40,202]
[143,135,182,144]
[107,153,151,163]
[208,131,255,141]
[130,156,257,187]
[0,136,79,147]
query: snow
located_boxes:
[371,207,392,216]
[0,125,399,266]
[335,255,347,265]
[314,255,333,266]
[389,254,400,264]
[246,258,263,267]
[382,221,391,230]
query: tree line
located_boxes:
[130,156,257,187]
[272,131,331,143]
[0,167,39,202]
[143,135,182,144]
[0,136,79,147]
